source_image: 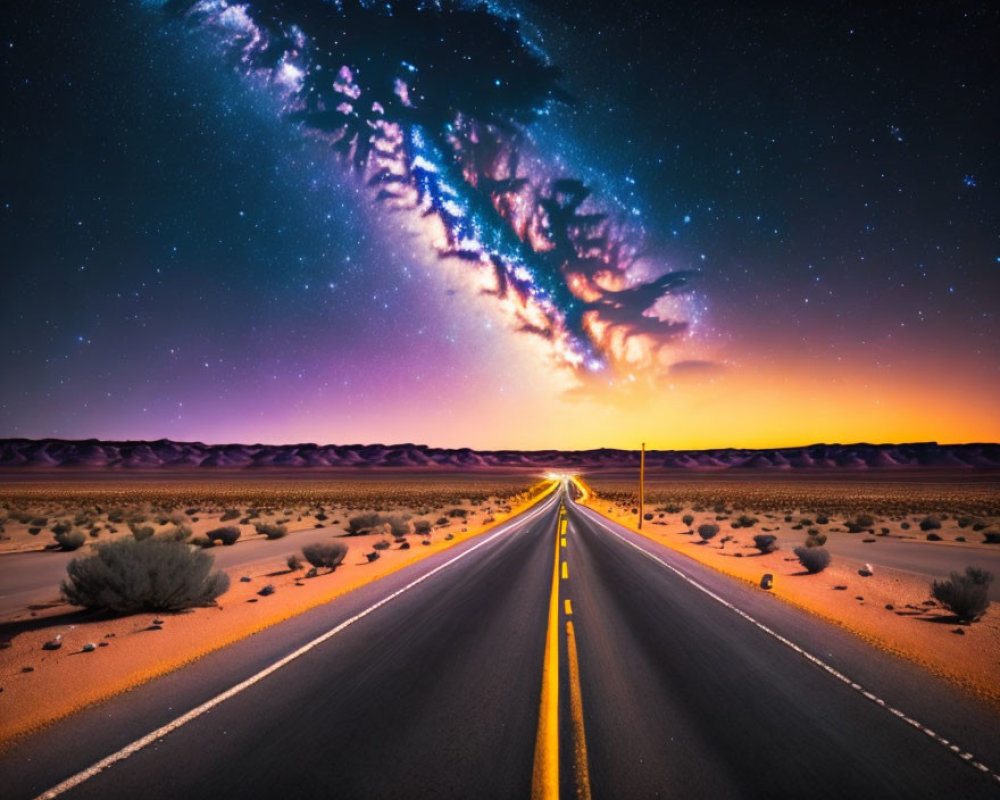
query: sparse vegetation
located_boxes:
[752,534,778,554]
[207,526,241,546]
[697,523,719,542]
[302,542,347,572]
[255,522,288,539]
[931,568,993,623]
[794,546,831,574]
[61,538,229,613]
[55,529,87,551]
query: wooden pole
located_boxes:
[638,442,645,529]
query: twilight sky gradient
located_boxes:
[1,0,997,449]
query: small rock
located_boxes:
[247,598,259,603]
[98,642,109,647]
[885,604,894,611]
[104,632,116,638]
[240,576,251,583]
[42,635,62,651]
[855,596,864,601]
[952,628,966,635]
[257,584,275,597]
[82,642,96,652]
[22,666,34,673]
[833,585,848,591]
[152,619,164,625]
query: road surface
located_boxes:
[2,485,998,799]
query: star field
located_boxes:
[0,0,997,449]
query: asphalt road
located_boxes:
[562,500,1000,797]
[3,485,999,799]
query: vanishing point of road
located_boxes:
[2,483,999,799]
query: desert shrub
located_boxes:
[315,512,328,521]
[190,536,212,548]
[752,534,778,554]
[255,523,288,540]
[643,513,654,521]
[220,509,241,522]
[926,533,942,541]
[131,525,155,541]
[55,529,87,551]
[387,516,411,537]
[957,516,974,529]
[901,522,911,530]
[287,553,303,571]
[815,514,829,525]
[30,517,49,527]
[413,520,431,535]
[446,508,468,518]
[62,538,229,613]
[347,513,384,534]
[399,541,411,550]
[846,515,875,533]
[107,510,125,524]
[736,515,759,529]
[207,526,241,546]
[697,523,719,542]
[682,514,694,526]
[28,527,41,535]
[302,542,347,571]
[794,546,831,574]
[51,521,73,536]
[920,516,942,532]
[932,568,993,623]
[159,524,192,542]
[983,530,1000,544]
[805,532,827,548]
[372,539,391,551]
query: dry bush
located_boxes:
[62,538,229,613]
[932,568,993,623]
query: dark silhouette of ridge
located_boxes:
[0,439,997,470]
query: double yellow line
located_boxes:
[532,503,592,800]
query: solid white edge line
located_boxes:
[573,503,1000,786]
[32,494,561,800]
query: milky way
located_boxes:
[163,0,696,379]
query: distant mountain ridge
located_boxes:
[1,438,998,470]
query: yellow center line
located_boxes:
[566,620,593,800]
[562,561,569,580]
[531,503,563,800]
[561,537,567,548]
[564,598,573,616]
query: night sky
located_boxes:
[1,0,997,449]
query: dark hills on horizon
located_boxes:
[1,438,998,470]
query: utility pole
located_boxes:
[638,441,645,529]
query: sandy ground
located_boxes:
[579,485,1000,709]
[0,481,555,745]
